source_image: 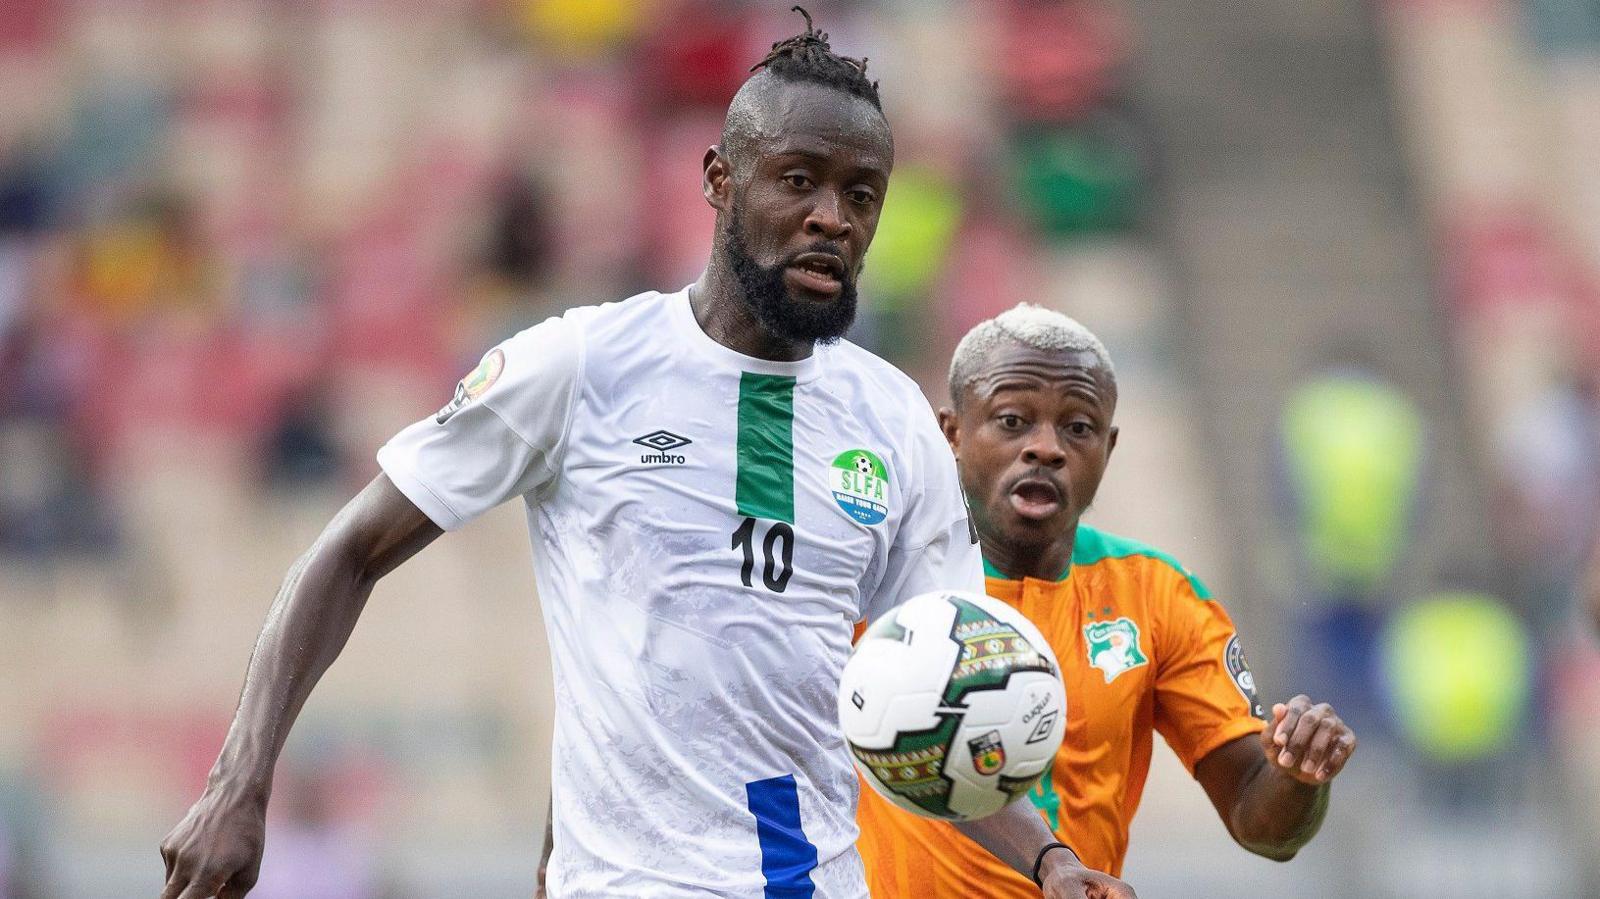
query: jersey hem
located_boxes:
[1176,716,1267,775]
[377,448,465,531]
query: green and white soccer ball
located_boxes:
[839,590,1067,821]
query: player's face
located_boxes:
[715,83,892,342]
[942,344,1118,553]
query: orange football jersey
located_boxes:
[856,524,1266,894]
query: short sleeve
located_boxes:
[862,408,983,621]
[377,314,582,531]
[1151,567,1268,774]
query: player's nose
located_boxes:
[1021,428,1067,468]
[802,191,852,241]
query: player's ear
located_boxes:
[703,146,732,211]
[937,407,961,457]
[1106,425,1119,462]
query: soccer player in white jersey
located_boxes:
[159,10,1136,899]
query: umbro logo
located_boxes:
[633,430,691,464]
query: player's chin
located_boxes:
[993,508,1071,544]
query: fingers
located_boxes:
[1299,720,1338,778]
[1265,695,1357,783]
[1274,697,1330,769]
[217,860,261,899]
[1316,730,1357,781]
[174,879,222,899]
[1260,703,1287,752]
[1091,874,1138,899]
[1269,695,1308,752]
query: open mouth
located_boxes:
[785,252,845,297]
[1008,478,1064,521]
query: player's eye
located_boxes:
[782,173,814,190]
[847,188,877,205]
[998,414,1026,431]
[1067,421,1095,438]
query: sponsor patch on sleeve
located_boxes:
[1224,633,1266,720]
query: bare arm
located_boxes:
[1194,696,1354,862]
[536,794,553,897]
[160,475,442,899]
[953,801,1136,898]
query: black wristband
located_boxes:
[1031,841,1077,886]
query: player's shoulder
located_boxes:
[497,289,670,367]
[822,338,925,399]
[1072,523,1212,601]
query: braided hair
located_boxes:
[750,6,881,111]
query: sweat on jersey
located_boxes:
[376,288,983,899]
[857,524,1267,894]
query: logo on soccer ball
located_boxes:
[436,348,505,424]
[1025,710,1059,744]
[1225,634,1266,719]
[829,449,889,525]
[1084,616,1148,684]
[968,731,1006,776]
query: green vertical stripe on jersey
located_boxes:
[736,372,796,523]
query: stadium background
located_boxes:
[1,0,1598,895]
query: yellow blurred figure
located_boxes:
[517,0,645,57]
[1382,593,1531,763]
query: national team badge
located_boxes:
[829,449,890,525]
[968,731,1006,776]
[1084,616,1148,684]
[435,348,505,424]
[1225,634,1266,719]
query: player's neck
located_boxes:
[981,534,1075,583]
[691,267,814,363]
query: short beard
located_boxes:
[723,209,859,345]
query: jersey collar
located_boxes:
[670,287,823,383]
[982,556,1072,583]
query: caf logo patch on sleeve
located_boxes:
[1224,634,1266,720]
[435,348,505,424]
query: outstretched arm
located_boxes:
[159,475,442,899]
[1194,695,1355,862]
[954,801,1137,898]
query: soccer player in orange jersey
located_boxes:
[856,304,1358,896]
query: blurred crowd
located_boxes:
[0,0,1154,560]
[1,0,1598,896]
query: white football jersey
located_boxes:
[378,288,982,898]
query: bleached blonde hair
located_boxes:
[948,304,1114,404]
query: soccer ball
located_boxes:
[839,590,1067,821]
[853,454,875,475]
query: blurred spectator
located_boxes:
[262,386,345,489]
[1494,368,1600,630]
[849,165,963,360]
[1278,365,1426,601]
[1006,115,1150,237]
[515,0,646,60]
[482,173,556,293]
[1380,591,1532,767]
[1274,362,1427,736]
[989,0,1131,125]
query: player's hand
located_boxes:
[534,862,547,898]
[1261,694,1356,786]
[158,783,267,899]
[1038,855,1138,899]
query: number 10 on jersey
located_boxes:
[732,518,795,593]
